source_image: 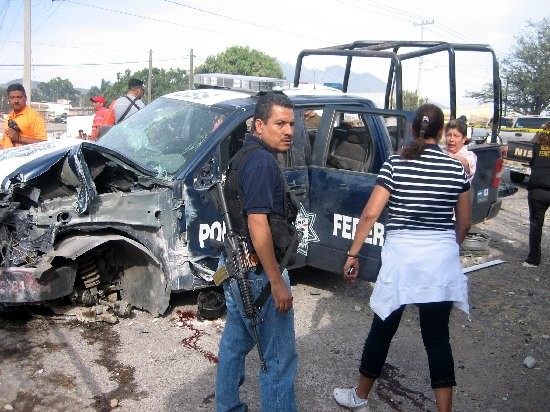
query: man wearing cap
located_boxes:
[100,79,146,133]
[112,78,145,124]
[90,95,108,141]
[1,83,46,149]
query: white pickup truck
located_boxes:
[501,115,550,183]
[499,115,550,144]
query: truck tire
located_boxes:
[509,171,525,183]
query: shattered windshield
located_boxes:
[97,97,232,179]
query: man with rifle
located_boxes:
[214,92,299,412]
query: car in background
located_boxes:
[53,113,67,124]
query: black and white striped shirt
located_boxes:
[376,144,470,232]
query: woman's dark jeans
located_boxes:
[526,188,550,265]
[359,301,456,389]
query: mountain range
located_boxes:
[280,62,386,93]
[3,64,386,95]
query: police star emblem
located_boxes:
[295,203,319,256]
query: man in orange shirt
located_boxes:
[90,95,108,141]
[1,83,46,149]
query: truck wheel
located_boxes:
[509,171,525,183]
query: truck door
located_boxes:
[307,105,411,281]
[187,113,309,274]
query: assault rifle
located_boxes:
[210,181,268,372]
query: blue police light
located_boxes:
[194,73,290,93]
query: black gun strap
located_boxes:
[116,96,140,124]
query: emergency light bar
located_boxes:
[194,73,291,93]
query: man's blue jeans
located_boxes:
[215,269,298,412]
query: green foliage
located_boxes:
[101,67,188,104]
[390,90,429,110]
[502,18,550,115]
[0,87,7,111]
[33,77,80,104]
[466,83,494,105]
[467,18,550,115]
[87,79,113,106]
[403,90,429,111]
[195,46,284,78]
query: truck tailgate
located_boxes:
[469,143,502,223]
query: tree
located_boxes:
[467,18,550,115]
[87,79,112,106]
[402,90,429,111]
[102,67,188,103]
[390,90,428,111]
[33,77,80,105]
[195,46,284,78]
[0,87,8,111]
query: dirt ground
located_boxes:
[0,175,548,412]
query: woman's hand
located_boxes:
[343,256,359,282]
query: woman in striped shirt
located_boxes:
[334,104,472,412]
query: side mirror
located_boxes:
[193,154,221,191]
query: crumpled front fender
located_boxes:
[0,234,170,315]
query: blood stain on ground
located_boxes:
[177,310,219,363]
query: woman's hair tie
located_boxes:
[419,116,430,138]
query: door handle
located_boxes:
[289,184,307,196]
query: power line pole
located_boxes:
[24,0,31,102]
[148,49,152,103]
[413,19,434,96]
[188,48,194,90]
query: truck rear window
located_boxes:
[514,117,550,129]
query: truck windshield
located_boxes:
[98,97,232,179]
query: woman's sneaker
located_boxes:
[333,387,370,411]
[522,261,538,267]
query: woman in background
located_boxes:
[442,118,477,182]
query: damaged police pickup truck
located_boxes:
[0,41,504,316]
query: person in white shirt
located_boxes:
[112,78,145,124]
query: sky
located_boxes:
[0,0,546,108]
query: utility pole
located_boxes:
[413,19,434,97]
[24,0,31,103]
[148,49,152,103]
[188,48,194,90]
[504,78,509,116]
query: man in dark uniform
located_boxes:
[215,93,298,412]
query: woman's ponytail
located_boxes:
[401,104,444,160]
